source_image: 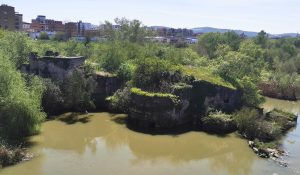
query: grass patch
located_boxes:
[182,66,236,90]
[131,88,180,104]
[266,109,297,122]
[254,139,277,150]
[202,111,236,134]
[171,82,193,91]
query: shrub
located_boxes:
[62,69,96,112]
[51,32,66,41]
[0,52,45,138]
[234,108,283,141]
[255,121,282,141]
[132,57,180,91]
[0,31,32,67]
[39,32,49,40]
[237,76,265,107]
[265,109,298,132]
[202,111,237,134]
[42,79,64,115]
[234,108,259,138]
[101,42,127,72]
[107,87,131,113]
[117,62,135,81]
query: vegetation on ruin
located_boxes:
[1,17,300,165]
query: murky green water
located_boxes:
[0,98,299,175]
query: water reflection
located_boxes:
[262,97,300,114]
[24,113,257,175]
[1,106,297,175]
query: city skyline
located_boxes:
[3,0,300,34]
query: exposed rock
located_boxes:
[92,72,123,110]
[128,88,192,129]
[128,78,242,130]
[191,80,242,114]
[20,52,86,80]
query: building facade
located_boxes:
[0,4,23,31]
[30,15,65,32]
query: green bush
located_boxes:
[202,111,236,134]
[107,87,131,113]
[39,32,49,40]
[0,31,32,67]
[117,62,135,81]
[255,121,282,141]
[237,76,265,107]
[265,109,297,131]
[101,42,127,72]
[234,108,259,138]
[42,79,64,115]
[62,69,96,112]
[0,51,45,138]
[132,57,180,91]
[51,32,66,41]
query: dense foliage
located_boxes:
[1,19,300,139]
[0,49,45,138]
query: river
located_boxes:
[0,97,299,175]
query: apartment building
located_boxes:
[0,4,23,31]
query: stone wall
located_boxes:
[21,53,86,80]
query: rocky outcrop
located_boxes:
[191,80,242,114]
[128,88,192,129]
[92,72,123,110]
[20,52,86,80]
[128,79,242,130]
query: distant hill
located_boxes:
[149,26,299,38]
[191,27,258,37]
[271,33,299,38]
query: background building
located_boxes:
[0,4,23,31]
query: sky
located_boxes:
[3,0,300,34]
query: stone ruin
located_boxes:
[21,51,86,80]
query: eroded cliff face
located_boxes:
[129,87,192,129]
[92,72,123,110]
[21,53,86,81]
[128,80,242,130]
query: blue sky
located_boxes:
[4,0,300,34]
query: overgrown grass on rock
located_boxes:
[130,88,180,104]
[182,66,236,90]
[202,111,237,134]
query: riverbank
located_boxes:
[0,142,32,168]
